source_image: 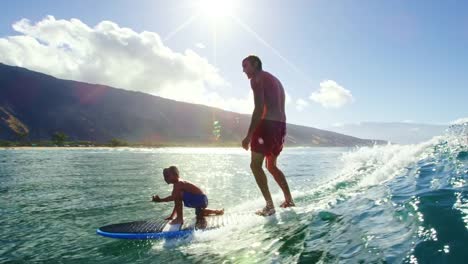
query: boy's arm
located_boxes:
[172,183,184,221]
[152,194,174,202]
[166,207,177,220]
[165,184,180,219]
[152,194,177,219]
[161,195,174,202]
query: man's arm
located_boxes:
[246,78,265,139]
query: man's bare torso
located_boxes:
[250,71,286,122]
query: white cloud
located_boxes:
[195,42,206,49]
[450,117,468,125]
[0,16,252,112]
[295,98,308,112]
[309,80,354,108]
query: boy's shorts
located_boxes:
[182,192,208,215]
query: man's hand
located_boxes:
[242,136,251,150]
[152,195,162,202]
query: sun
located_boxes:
[196,0,237,20]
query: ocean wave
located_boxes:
[293,122,468,263]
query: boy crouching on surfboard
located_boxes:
[152,166,224,226]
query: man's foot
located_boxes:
[280,200,295,208]
[255,206,276,216]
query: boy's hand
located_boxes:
[169,218,183,225]
[164,215,174,220]
[152,195,162,202]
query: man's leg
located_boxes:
[250,151,274,210]
[266,155,294,207]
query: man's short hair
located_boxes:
[243,55,262,70]
[163,166,179,177]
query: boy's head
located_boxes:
[163,166,179,184]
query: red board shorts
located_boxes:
[251,119,286,157]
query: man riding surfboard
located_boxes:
[241,55,295,216]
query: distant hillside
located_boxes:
[0,63,385,146]
[327,122,447,144]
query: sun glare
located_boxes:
[197,0,236,20]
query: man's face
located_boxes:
[242,60,255,79]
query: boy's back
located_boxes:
[173,180,204,195]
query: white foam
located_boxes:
[450,117,468,125]
[224,135,445,221]
[343,139,438,188]
[156,125,467,253]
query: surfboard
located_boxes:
[96,214,234,239]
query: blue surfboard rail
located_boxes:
[96,228,193,240]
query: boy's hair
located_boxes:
[243,55,262,70]
[163,166,179,178]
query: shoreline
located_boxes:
[0,145,357,150]
[0,146,117,150]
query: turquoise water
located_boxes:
[1,124,467,263]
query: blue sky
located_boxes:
[1,0,467,128]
